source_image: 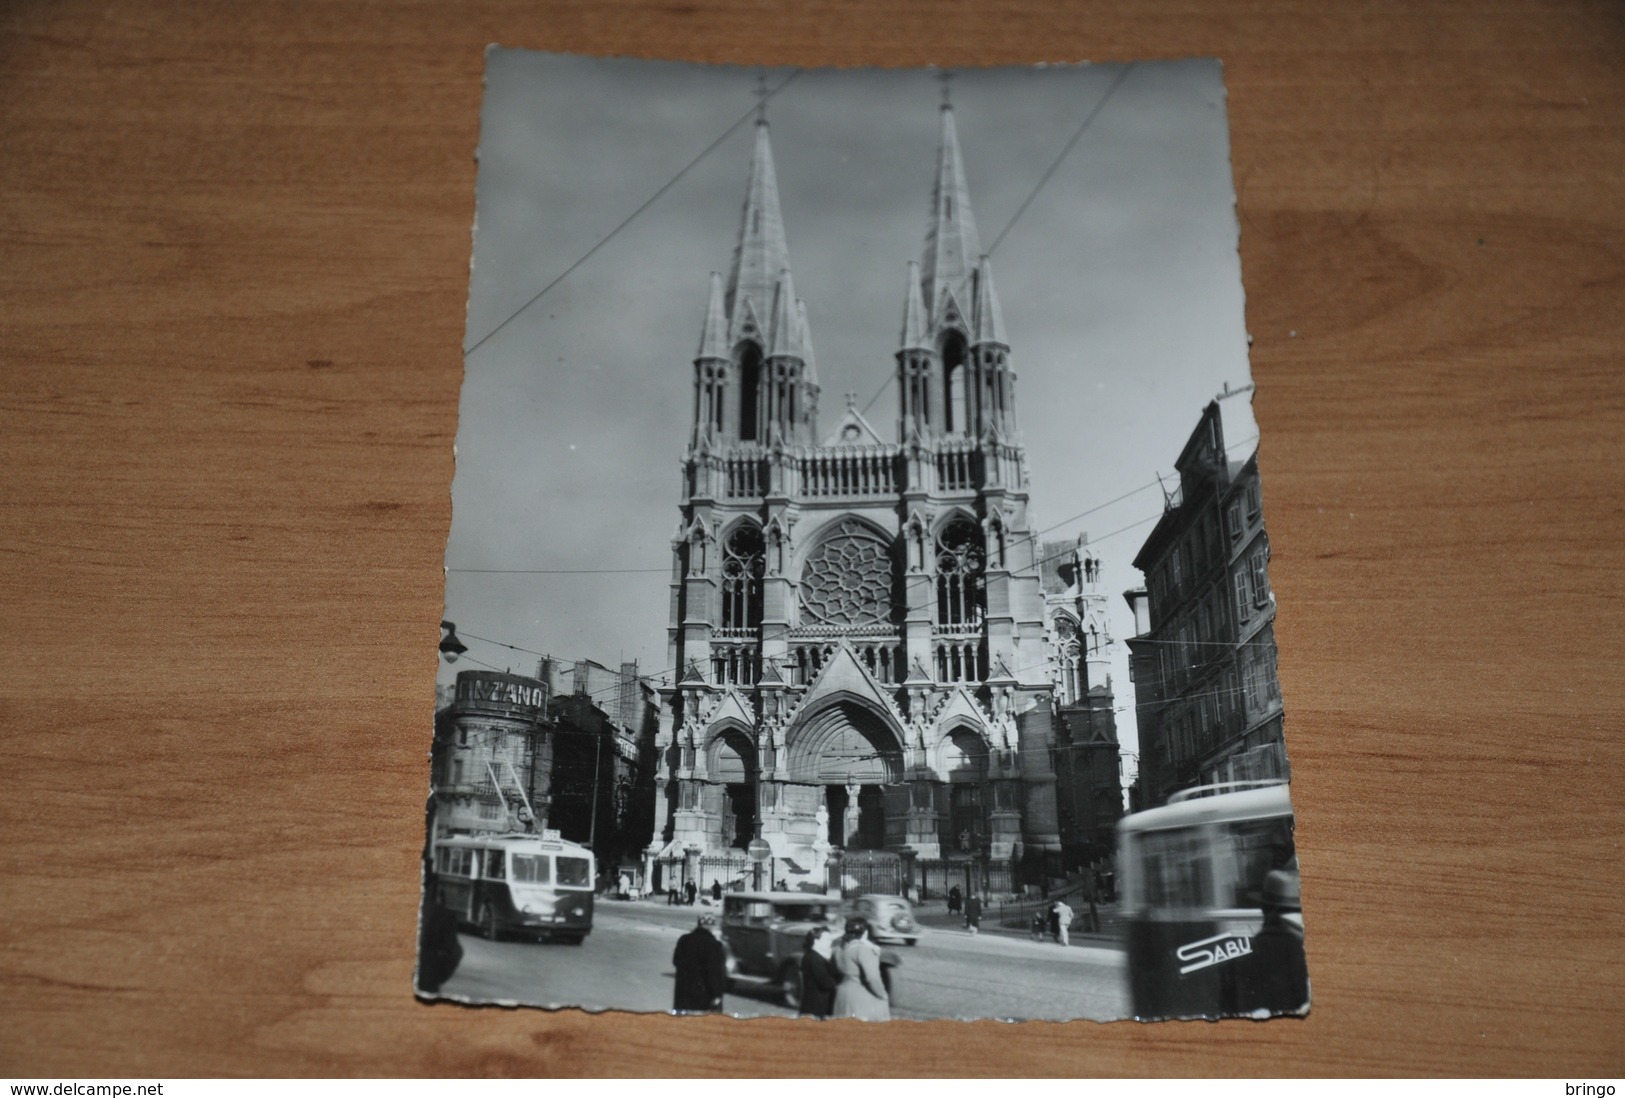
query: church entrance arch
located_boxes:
[941,726,990,855]
[707,726,757,851]
[784,699,904,852]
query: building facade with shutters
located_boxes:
[644,97,1120,894]
[434,666,659,878]
[1124,399,1287,809]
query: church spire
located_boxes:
[921,88,982,328]
[726,116,792,334]
[900,260,930,350]
[697,271,728,360]
[971,256,1007,347]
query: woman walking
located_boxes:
[832,916,891,1021]
[798,925,840,1019]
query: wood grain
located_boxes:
[2,0,1621,1078]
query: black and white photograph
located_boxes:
[417,51,1308,1022]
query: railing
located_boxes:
[932,627,985,683]
[790,639,904,685]
[934,439,980,492]
[798,447,900,498]
[710,643,760,686]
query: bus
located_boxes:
[432,830,596,944]
[1116,781,1306,1018]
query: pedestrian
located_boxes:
[1232,867,1309,1014]
[685,879,697,906]
[1052,899,1074,947]
[416,871,463,995]
[1030,910,1046,941]
[666,882,679,906]
[832,916,891,1021]
[948,884,962,916]
[1047,904,1061,942]
[618,871,631,899]
[798,925,840,1019]
[710,879,722,904]
[671,913,728,1014]
[964,892,981,934]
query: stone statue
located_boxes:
[815,803,830,845]
[843,776,862,847]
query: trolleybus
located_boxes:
[432,830,596,944]
[1116,781,1305,1018]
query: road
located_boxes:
[435,899,1130,1021]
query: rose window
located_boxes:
[799,521,893,627]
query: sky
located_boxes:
[440,51,1260,766]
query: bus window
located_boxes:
[484,850,505,879]
[1219,817,1295,908]
[1136,828,1215,910]
[556,856,591,888]
[435,848,450,873]
[511,854,551,884]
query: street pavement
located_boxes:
[434,899,1130,1021]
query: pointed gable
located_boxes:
[821,394,886,447]
[708,689,757,731]
[793,642,907,739]
[932,684,990,734]
[935,284,969,335]
[729,296,765,349]
[921,103,983,329]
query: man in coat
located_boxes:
[1232,867,1309,1015]
[684,879,698,906]
[671,913,728,1013]
[798,925,840,1019]
[415,871,463,995]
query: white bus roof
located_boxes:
[1118,783,1293,835]
[436,832,592,853]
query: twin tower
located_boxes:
[646,94,1113,891]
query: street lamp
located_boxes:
[438,621,468,663]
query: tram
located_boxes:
[432,830,596,944]
[1116,781,1306,1018]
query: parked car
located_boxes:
[849,894,919,946]
[719,891,901,1008]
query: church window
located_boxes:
[935,517,985,628]
[738,344,762,441]
[799,520,893,627]
[721,525,765,633]
[942,332,968,434]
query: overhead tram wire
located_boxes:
[986,63,1135,257]
[460,69,804,361]
[858,66,1135,423]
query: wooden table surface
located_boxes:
[3,0,1622,1079]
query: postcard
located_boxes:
[418,51,1306,1021]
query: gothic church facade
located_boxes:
[646,97,1118,890]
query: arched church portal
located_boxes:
[707,726,757,851]
[784,700,904,851]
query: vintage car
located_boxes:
[719,891,901,1008]
[848,894,919,946]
